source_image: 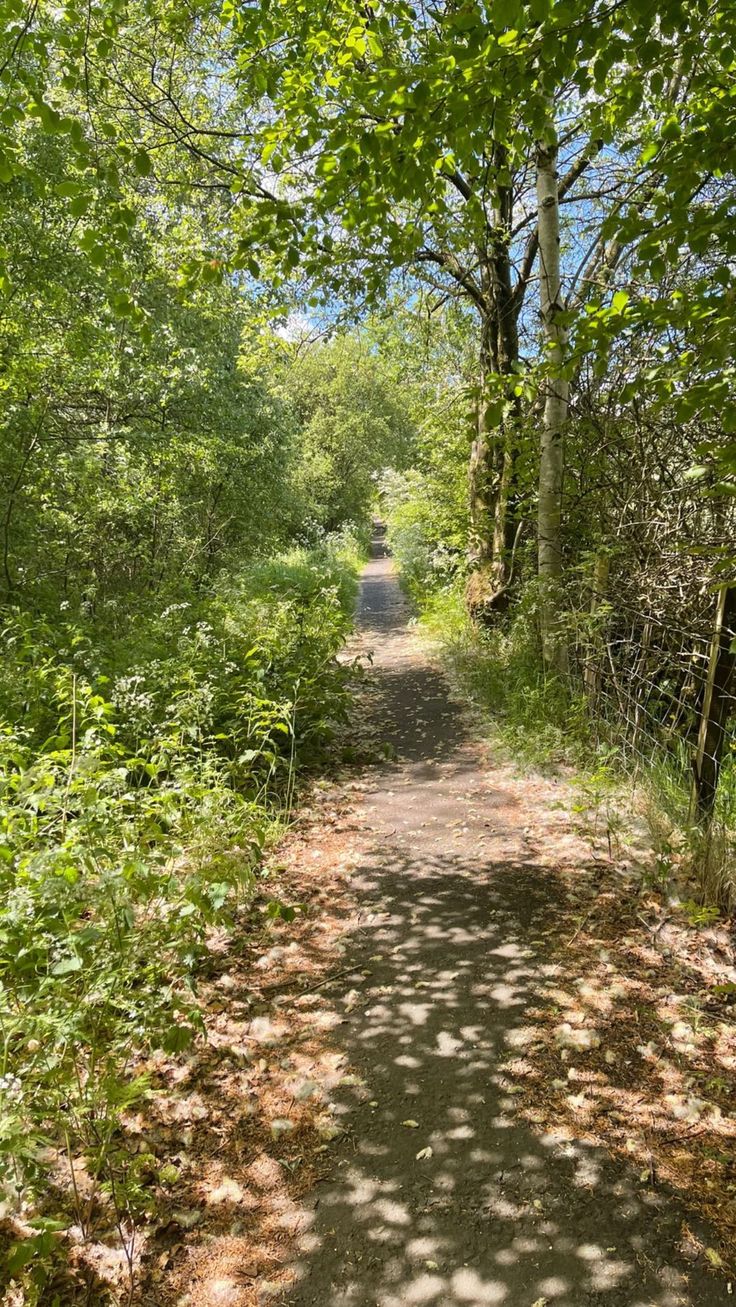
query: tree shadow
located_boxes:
[119,535,733,1306]
[281,845,723,1307]
[276,540,725,1306]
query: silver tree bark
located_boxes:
[536,135,569,674]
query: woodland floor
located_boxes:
[137,535,736,1307]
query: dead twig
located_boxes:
[566,913,591,946]
[278,964,372,1002]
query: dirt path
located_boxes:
[276,539,726,1307]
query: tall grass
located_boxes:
[419,580,591,770]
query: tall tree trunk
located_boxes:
[491,242,522,602]
[691,583,736,822]
[468,313,497,572]
[536,135,569,674]
[466,173,522,621]
[466,325,521,619]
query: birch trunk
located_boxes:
[536,136,569,674]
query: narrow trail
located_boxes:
[278,536,725,1307]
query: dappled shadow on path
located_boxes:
[271,540,724,1307]
[357,567,407,636]
[362,659,469,767]
[283,845,721,1307]
[353,535,470,768]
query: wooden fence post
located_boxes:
[691,583,736,822]
[584,551,610,703]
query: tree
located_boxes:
[275,330,417,533]
[0,118,295,614]
[215,0,725,620]
[3,0,735,640]
[536,125,569,673]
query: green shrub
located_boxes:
[380,467,466,600]
[0,536,359,1298]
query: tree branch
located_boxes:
[441,167,473,201]
[414,248,485,311]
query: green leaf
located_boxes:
[7,1240,38,1275]
[490,0,520,30]
[134,150,152,177]
[51,955,82,975]
[162,1024,197,1053]
[69,193,91,217]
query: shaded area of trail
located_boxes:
[281,538,724,1307]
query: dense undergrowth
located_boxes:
[0,534,361,1299]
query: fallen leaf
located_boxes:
[416,1146,433,1160]
[401,1119,419,1128]
[316,1120,343,1141]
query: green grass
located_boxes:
[418,580,592,771]
[408,578,735,911]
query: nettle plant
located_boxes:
[0,541,358,1295]
[0,672,249,1257]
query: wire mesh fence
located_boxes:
[568,561,735,906]
[557,366,736,906]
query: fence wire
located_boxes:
[567,551,736,904]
